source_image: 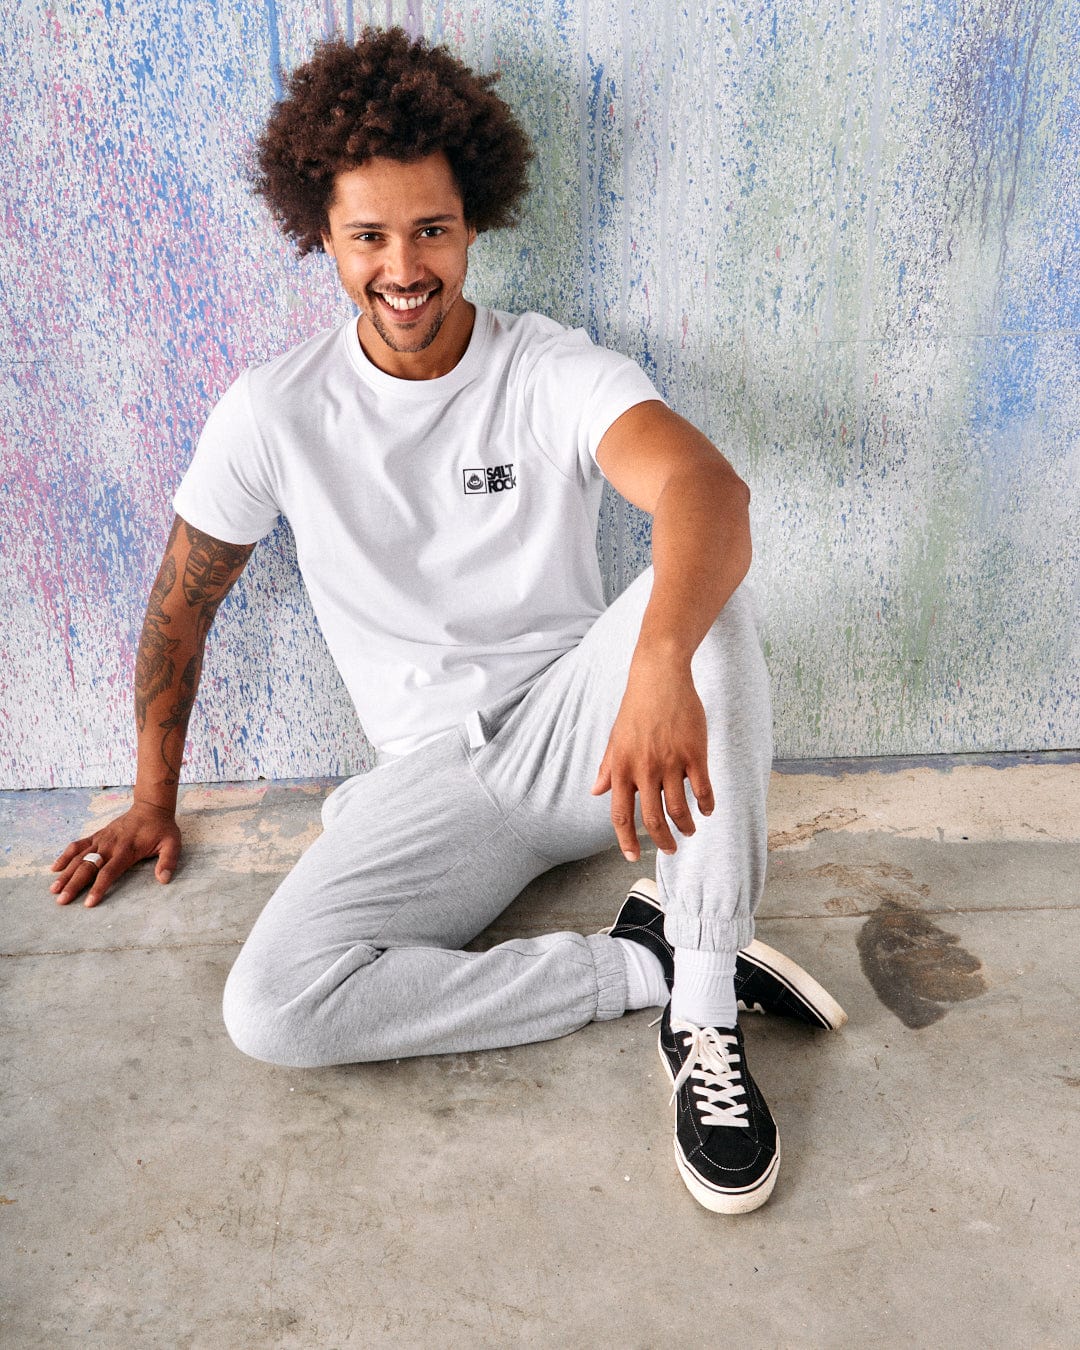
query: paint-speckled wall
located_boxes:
[2,0,1077,789]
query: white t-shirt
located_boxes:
[173,306,662,755]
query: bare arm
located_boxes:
[591,400,753,862]
[51,517,254,907]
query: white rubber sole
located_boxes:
[658,1033,780,1214]
[739,939,849,1030]
[673,1134,781,1214]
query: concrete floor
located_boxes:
[2,754,1078,1348]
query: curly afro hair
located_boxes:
[253,28,534,256]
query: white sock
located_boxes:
[671,947,739,1028]
[614,938,670,1010]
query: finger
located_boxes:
[591,751,612,797]
[52,853,97,900]
[50,839,99,892]
[54,857,103,906]
[51,838,92,872]
[85,857,125,908]
[50,866,73,896]
[609,775,641,861]
[663,773,696,838]
[639,780,677,856]
[687,760,714,816]
[155,836,181,884]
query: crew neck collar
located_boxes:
[342,305,490,397]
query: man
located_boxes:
[50,28,845,1214]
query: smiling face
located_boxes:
[321,152,478,380]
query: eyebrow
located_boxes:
[341,214,459,230]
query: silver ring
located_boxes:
[82,852,104,868]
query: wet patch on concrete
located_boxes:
[857,900,987,1029]
[813,859,988,1028]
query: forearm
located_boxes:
[133,582,207,813]
[635,461,752,666]
[591,401,752,860]
[132,517,255,811]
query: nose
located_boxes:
[382,235,425,289]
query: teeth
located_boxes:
[380,291,432,311]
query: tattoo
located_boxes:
[177,524,254,648]
[183,524,253,608]
[159,656,199,784]
[134,520,253,783]
[134,555,180,733]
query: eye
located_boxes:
[419,226,446,238]
[353,232,381,243]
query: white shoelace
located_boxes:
[669,1023,750,1127]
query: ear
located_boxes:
[321,230,336,259]
[467,223,478,246]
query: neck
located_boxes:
[358,300,477,380]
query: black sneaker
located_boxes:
[736,938,848,1030]
[658,1004,780,1213]
[610,879,847,1030]
[603,879,674,984]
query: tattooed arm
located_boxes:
[132,517,255,804]
[51,517,255,908]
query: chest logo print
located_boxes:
[463,464,517,495]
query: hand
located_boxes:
[591,657,715,862]
[50,802,182,908]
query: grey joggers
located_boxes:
[221,566,772,1067]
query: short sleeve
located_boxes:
[172,371,280,545]
[523,328,665,481]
